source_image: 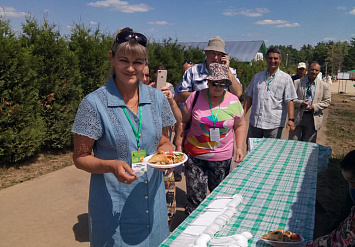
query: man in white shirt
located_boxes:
[243,47,297,147]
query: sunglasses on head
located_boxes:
[211,82,227,87]
[182,60,193,65]
[114,31,148,47]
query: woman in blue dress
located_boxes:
[72,27,175,247]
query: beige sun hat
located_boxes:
[204,36,226,54]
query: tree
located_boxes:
[0,19,45,164]
[343,38,355,71]
[298,44,315,66]
[21,17,82,149]
[274,45,299,71]
[325,41,345,74]
[68,23,112,96]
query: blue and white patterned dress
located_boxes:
[72,77,176,247]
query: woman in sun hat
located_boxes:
[175,63,247,215]
[71,27,175,246]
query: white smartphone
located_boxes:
[156,70,167,90]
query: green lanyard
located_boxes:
[265,69,280,91]
[207,89,225,128]
[122,105,143,151]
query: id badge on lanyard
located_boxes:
[263,90,270,100]
[131,150,147,177]
[210,128,220,142]
[122,105,147,177]
[207,89,225,143]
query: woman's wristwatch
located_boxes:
[288,118,295,122]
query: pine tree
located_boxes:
[0,19,45,164]
[20,17,82,149]
[68,23,112,96]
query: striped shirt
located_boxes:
[177,61,241,93]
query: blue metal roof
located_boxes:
[178,40,266,62]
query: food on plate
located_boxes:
[283,230,301,242]
[262,229,284,241]
[148,151,185,165]
[262,229,302,242]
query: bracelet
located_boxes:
[288,118,295,122]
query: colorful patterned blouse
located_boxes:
[184,89,244,161]
[306,206,355,247]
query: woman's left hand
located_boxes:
[234,148,245,163]
[161,87,173,101]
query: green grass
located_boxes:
[327,110,355,140]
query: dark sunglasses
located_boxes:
[211,82,227,87]
[182,60,193,65]
[114,31,148,47]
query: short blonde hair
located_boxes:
[111,28,148,62]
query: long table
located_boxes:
[160,138,332,247]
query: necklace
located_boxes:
[126,100,138,110]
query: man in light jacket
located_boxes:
[289,61,331,143]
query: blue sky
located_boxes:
[1,0,354,49]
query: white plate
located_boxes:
[143,152,188,168]
[261,236,305,247]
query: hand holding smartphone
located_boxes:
[220,54,229,66]
[156,70,167,90]
[221,55,227,64]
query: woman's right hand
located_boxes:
[107,160,139,184]
[73,134,139,185]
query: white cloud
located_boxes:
[223,9,238,16]
[242,32,262,37]
[255,19,288,25]
[350,8,355,15]
[89,21,98,25]
[277,23,300,28]
[1,6,27,18]
[148,21,173,25]
[88,0,153,13]
[337,6,346,10]
[67,25,74,30]
[240,10,263,17]
[223,7,269,17]
[324,37,336,41]
[255,19,300,28]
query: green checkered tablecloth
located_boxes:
[160,138,332,247]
